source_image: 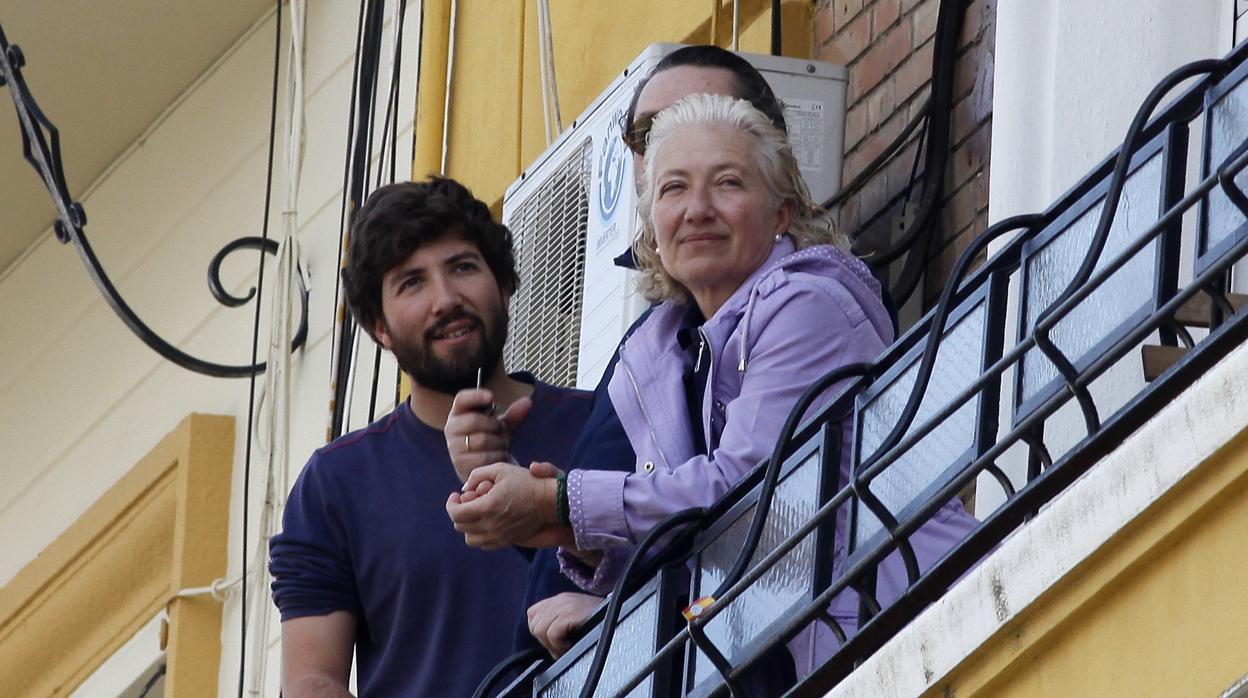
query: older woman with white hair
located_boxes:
[447,93,975,663]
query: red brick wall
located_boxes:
[815,0,997,310]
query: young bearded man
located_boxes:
[269,177,591,697]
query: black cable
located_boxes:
[878,0,967,304]
[238,3,282,696]
[395,361,402,408]
[578,507,706,698]
[827,96,931,211]
[387,0,409,185]
[329,0,369,394]
[137,663,167,698]
[366,0,409,424]
[368,344,383,423]
[770,0,782,56]
[374,26,401,189]
[411,0,426,172]
[332,0,388,439]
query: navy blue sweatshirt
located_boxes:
[271,378,590,697]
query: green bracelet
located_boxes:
[555,473,571,527]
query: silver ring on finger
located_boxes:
[464,433,471,451]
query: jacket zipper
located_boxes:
[698,327,717,452]
[619,348,673,471]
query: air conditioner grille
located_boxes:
[505,138,591,387]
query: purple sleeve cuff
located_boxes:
[556,546,631,596]
[567,468,632,549]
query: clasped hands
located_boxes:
[444,387,575,550]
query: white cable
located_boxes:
[244,1,307,694]
[440,0,458,174]
[540,0,562,136]
[536,0,552,145]
[732,0,740,51]
[342,320,364,430]
[173,573,245,602]
[379,0,401,179]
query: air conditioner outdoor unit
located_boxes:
[502,43,848,390]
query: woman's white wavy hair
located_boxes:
[632,92,848,303]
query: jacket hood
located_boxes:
[704,235,887,372]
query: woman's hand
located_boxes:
[444,389,532,483]
[528,592,603,658]
[445,462,575,550]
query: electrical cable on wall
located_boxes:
[771,0,782,55]
[537,0,563,144]
[366,0,408,424]
[880,0,966,308]
[732,0,741,50]
[137,663,167,698]
[440,0,458,175]
[819,0,967,312]
[236,2,284,694]
[330,0,388,440]
[333,0,410,435]
[327,0,369,426]
[242,1,309,694]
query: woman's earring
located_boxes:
[655,245,661,254]
[774,233,783,242]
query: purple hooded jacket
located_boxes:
[561,237,978,669]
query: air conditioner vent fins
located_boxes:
[504,138,591,387]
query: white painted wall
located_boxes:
[992,0,1230,216]
[0,2,415,694]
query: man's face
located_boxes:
[630,65,741,174]
[373,235,509,395]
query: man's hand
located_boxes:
[446,462,575,549]
[281,612,356,697]
[528,592,603,659]
[444,389,532,482]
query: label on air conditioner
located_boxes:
[783,98,826,173]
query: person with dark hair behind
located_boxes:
[269,177,591,697]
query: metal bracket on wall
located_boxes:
[0,22,307,378]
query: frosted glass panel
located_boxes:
[539,591,659,698]
[853,301,986,547]
[1206,79,1248,256]
[691,451,821,690]
[1019,152,1164,406]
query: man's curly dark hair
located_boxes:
[342,177,519,340]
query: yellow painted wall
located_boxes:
[928,428,1248,698]
[415,0,815,209]
[0,414,234,698]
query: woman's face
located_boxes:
[650,124,791,316]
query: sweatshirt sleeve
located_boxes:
[569,280,889,553]
[269,455,363,621]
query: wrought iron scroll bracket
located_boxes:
[1,23,308,379]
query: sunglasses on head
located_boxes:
[620,112,656,156]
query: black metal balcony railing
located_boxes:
[480,38,1248,698]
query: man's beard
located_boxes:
[387,305,508,395]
